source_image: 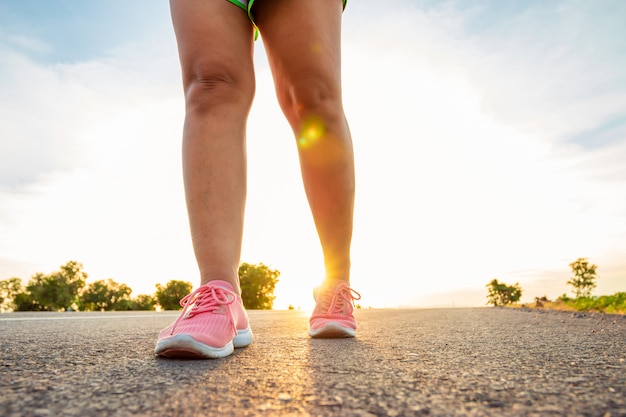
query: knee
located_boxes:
[183,65,255,115]
[277,75,343,128]
[277,76,352,165]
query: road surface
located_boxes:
[1,308,625,416]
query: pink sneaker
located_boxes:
[309,280,361,338]
[155,280,252,359]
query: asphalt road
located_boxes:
[1,308,625,417]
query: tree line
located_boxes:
[0,261,279,312]
[486,257,625,313]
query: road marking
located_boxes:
[0,313,179,322]
[0,309,300,322]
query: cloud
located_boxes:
[452,1,626,143]
[345,0,626,149]
[0,44,80,187]
[0,26,181,187]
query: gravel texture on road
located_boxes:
[1,308,625,417]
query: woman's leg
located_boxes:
[170,0,255,293]
[254,0,355,285]
[155,0,255,359]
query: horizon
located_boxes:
[1,257,619,311]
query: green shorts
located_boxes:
[228,0,348,39]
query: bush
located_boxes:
[129,294,157,311]
[486,279,522,306]
[239,263,280,310]
[557,292,626,314]
[155,280,193,310]
[79,279,132,311]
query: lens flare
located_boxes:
[298,116,326,148]
[311,42,322,54]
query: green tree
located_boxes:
[126,294,157,311]
[25,261,88,311]
[486,279,523,306]
[239,263,280,310]
[567,258,597,298]
[79,279,132,311]
[13,292,45,311]
[0,278,24,312]
[156,280,193,310]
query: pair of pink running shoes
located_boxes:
[155,279,361,359]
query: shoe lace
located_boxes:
[170,284,237,334]
[315,283,361,316]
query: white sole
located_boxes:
[155,334,234,359]
[308,322,356,338]
[233,326,253,348]
[155,326,253,359]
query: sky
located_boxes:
[1,0,625,310]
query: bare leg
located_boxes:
[170,0,255,293]
[255,0,354,284]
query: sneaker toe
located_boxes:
[309,318,356,338]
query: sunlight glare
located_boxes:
[310,42,322,54]
[298,116,326,148]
